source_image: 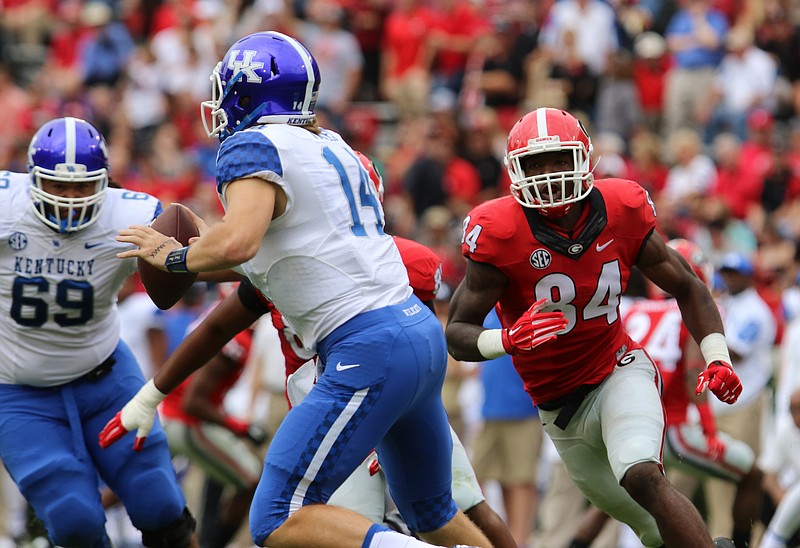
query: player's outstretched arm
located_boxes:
[118,178,275,273]
[99,290,264,450]
[638,231,741,404]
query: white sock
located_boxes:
[367,530,445,548]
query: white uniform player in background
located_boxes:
[759,387,800,548]
[100,31,492,548]
[0,117,197,547]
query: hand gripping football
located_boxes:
[138,204,199,310]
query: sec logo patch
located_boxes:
[530,248,552,269]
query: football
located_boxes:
[138,204,200,310]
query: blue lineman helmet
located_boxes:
[201,31,321,141]
[27,117,109,233]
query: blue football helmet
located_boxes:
[27,117,109,233]
[201,31,321,141]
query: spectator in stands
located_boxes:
[663,127,717,207]
[626,130,668,198]
[632,31,671,133]
[380,0,437,118]
[664,0,728,139]
[79,1,135,87]
[698,26,778,144]
[710,132,762,221]
[595,50,645,144]
[282,0,364,130]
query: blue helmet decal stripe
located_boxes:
[215,131,282,192]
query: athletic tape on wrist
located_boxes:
[477,329,507,360]
[699,333,732,367]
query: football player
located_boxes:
[569,240,763,548]
[0,117,197,547]
[445,107,741,547]
[760,388,800,548]
[99,31,491,548]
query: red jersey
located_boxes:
[462,179,657,404]
[274,236,443,377]
[394,236,442,302]
[161,328,253,425]
[622,298,688,425]
[269,302,317,378]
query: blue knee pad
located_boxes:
[119,468,186,531]
[43,493,107,548]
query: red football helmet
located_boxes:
[505,108,594,217]
[355,151,384,203]
[667,238,713,286]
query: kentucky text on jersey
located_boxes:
[15,256,95,276]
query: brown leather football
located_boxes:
[138,204,199,310]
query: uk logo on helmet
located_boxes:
[227,50,264,83]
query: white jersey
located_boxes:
[0,171,161,386]
[215,125,411,349]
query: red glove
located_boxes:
[695,360,742,405]
[223,416,251,437]
[501,299,568,355]
[98,380,166,451]
[696,402,725,460]
[224,416,269,445]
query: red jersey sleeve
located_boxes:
[393,236,442,302]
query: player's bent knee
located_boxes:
[621,461,664,500]
[125,468,186,529]
[140,507,196,548]
[45,494,107,547]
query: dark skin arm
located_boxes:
[182,353,240,426]
[636,230,725,344]
[152,292,263,394]
[446,259,509,362]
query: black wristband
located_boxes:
[165,246,191,273]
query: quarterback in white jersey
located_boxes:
[0,117,196,548]
[102,31,492,548]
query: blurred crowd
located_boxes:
[4,0,800,305]
[4,0,800,546]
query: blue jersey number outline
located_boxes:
[323,147,385,237]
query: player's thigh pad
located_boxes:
[0,383,108,545]
[597,351,665,481]
[250,299,452,542]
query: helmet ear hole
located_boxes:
[238,96,251,109]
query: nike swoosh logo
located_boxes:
[84,242,102,249]
[335,362,361,371]
[596,239,614,252]
[508,326,522,336]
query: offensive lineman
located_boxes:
[0,117,197,547]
